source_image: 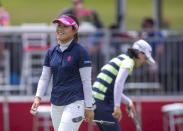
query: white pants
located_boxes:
[51,100,84,131]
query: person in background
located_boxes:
[60,0,103,29]
[141,17,164,60]
[0,2,10,65]
[30,14,94,131]
[140,17,165,82]
[92,39,155,131]
[0,3,10,26]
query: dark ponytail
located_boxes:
[127,48,139,58]
[66,14,80,42]
[74,33,79,42]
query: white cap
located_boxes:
[132,39,155,64]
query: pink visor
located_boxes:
[53,15,79,31]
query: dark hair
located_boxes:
[127,48,139,59]
[66,14,80,42]
[142,18,154,28]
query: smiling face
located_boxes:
[56,22,77,44]
[134,51,148,67]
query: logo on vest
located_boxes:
[67,55,71,62]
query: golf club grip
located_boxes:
[72,116,115,125]
[93,120,115,125]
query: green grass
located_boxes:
[2,0,183,29]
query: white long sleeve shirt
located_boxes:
[114,68,132,107]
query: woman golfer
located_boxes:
[30,14,94,131]
[92,39,155,131]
